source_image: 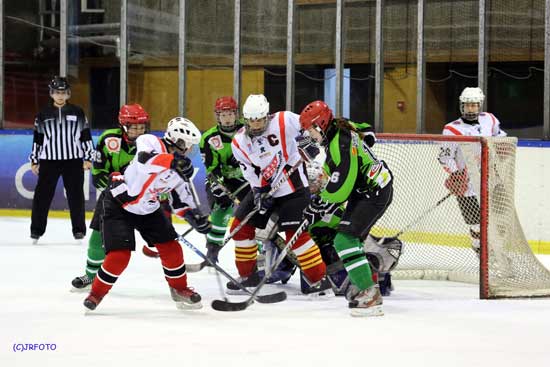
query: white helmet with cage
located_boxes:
[243,94,270,136]
[164,117,201,151]
[459,87,485,121]
[363,235,403,273]
[306,159,329,194]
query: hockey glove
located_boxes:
[253,186,274,215]
[296,135,320,163]
[171,151,194,180]
[303,196,337,225]
[109,171,125,190]
[183,209,211,234]
[445,169,469,196]
[211,182,233,209]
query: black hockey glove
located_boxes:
[303,196,337,225]
[183,209,211,234]
[296,135,320,162]
[253,186,273,215]
[211,182,233,209]
[171,151,194,180]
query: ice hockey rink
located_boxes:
[2,216,550,367]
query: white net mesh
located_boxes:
[370,134,550,298]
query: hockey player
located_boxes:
[71,104,149,291]
[438,87,506,255]
[83,117,211,311]
[199,96,250,265]
[227,94,327,290]
[299,100,393,317]
[304,141,401,297]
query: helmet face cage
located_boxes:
[118,104,150,142]
[459,87,484,121]
[243,94,269,137]
[363,236,403,273]
[306,160,329,194]
[215,96,239,133]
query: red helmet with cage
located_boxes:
[118,104,150,142]
[214,96,238,113]
[299,100,333,132]
[214,96,239,133]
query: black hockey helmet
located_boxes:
[49,76,70,92]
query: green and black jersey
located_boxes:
[319,120,392,204]
[199,121,245,181]
[92,128,137,189]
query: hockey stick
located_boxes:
[178,236,287,304]
[219,158,305,248]
[212,219,310,312]
[187,159,304,273]
[386,192,452,240]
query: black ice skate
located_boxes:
[83,293,103,311]
[170,287,202,310]
[71,275,93,292]
[30,233,40,245]
[226,271,262,294]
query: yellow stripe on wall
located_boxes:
[1,210,549,254]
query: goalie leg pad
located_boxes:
[456,195,480,225]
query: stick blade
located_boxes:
[211,299,251,312]
[256,291,287,304]
[211,291,287,311]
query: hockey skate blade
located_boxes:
[70,285,91,293]
[350,305,384,317]
[175,301,203,310]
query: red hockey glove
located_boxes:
[444,169,469,196]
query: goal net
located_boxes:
[370,134,550,298]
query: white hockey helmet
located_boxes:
[243,94,270,136]
[459,87,484,121]
[306,160,329,194]
[164,117,201,151]
[363,235,403,273]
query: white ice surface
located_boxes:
[1,216,550,367]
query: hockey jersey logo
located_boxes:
[261,153,282,183]
[106,137,121,153]
[208,136,223,151]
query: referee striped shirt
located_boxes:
[29,103,94,164]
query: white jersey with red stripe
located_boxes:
[442,113,506,138]
[231,111,308,198]
[439,112,506,196]
[110,134,195,215]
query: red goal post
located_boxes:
[371,134,550,299]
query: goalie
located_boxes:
[438,87,506,255]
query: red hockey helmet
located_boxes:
[215,96,239,133]
[214,96,238,113]
[118,104,150,142]
[299,100,333,132]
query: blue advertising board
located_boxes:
[0,131,209,212]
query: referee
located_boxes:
[29,76,94,243]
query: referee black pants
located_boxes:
[30,159,86,237]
